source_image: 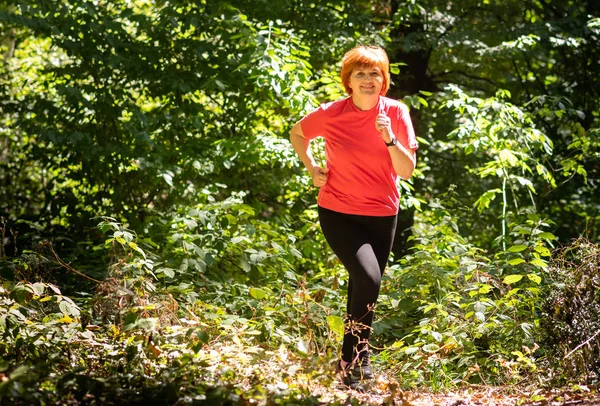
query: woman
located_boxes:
[289,45,418,390]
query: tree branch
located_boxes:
[431,70,498,86]
[564,329,600,360]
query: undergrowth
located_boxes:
[541,238,600,385]
[1,192,599,404]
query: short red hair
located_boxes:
[341,45,391,96]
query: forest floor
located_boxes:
[195,338,600,406]
[307,376,600,405]
[311,385,600,406]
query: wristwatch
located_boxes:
[385,137,397,147]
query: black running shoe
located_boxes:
[335,360,371,392]
[350,356,374,381]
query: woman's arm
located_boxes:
[387,141,416,180]
[376,113,416,180]
[289,121,329,187]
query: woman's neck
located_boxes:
[351,94,379,111]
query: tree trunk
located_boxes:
[387,0,438,261]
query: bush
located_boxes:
[541,238,600,383]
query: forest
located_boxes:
[1,0,600,404]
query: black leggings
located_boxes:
[318,206,397,364]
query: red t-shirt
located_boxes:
[300,96,418,216]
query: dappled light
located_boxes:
[1,0,600,404]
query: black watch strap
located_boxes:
[385,137,397,147]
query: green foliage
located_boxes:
[1,0,600,402]
[440,86,556,249]
[0,210,349,404]
[0,0,317,233]
[374,187,556,388]
[0,281,82,401]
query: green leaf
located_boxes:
[533,246,551,257]
[183,219,198,230]
[508,258,526,265]
[474,302,487,313]
[505,288,521,298]
[499,149,519,166]
[530,258,548,268]
[507,244,528,253]
[326,315,345,341]
[31,283,46,296]
[196,330,210,344]
[225,214,237,225]
[156,267,175,278]
[503,274,524,284]
[48,284,61,295]
[59,300,80,317]
[128,241,146,259]
[473,189,502,213]
[478,284,493,294]
[289,248,302,258]
[538,232,556,241]
[136,318,158,331]
[514,176,535,193]
[9,365,30,380]
[249,287,268,300]
[240,259,251,272]
[124,312,138,330]
[527,274,542,284]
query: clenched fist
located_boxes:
[311,166,329,187]
[375,113,393,143]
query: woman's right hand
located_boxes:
[311,166,329,188]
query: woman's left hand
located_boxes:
[375,113,393,143]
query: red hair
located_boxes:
[341,45,391,96]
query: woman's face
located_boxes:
[349,65,383,96]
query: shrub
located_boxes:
[541,238,600,383]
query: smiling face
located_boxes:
[340,46,390,97]
[348,65,384,97]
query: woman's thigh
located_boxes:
[318,207,392,284]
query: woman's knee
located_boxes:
[368,272,382,293]
[352,268,381,296]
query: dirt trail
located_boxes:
[310,381,600,405]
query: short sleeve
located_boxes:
[396,104,418,150]
[300,104,327,140]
